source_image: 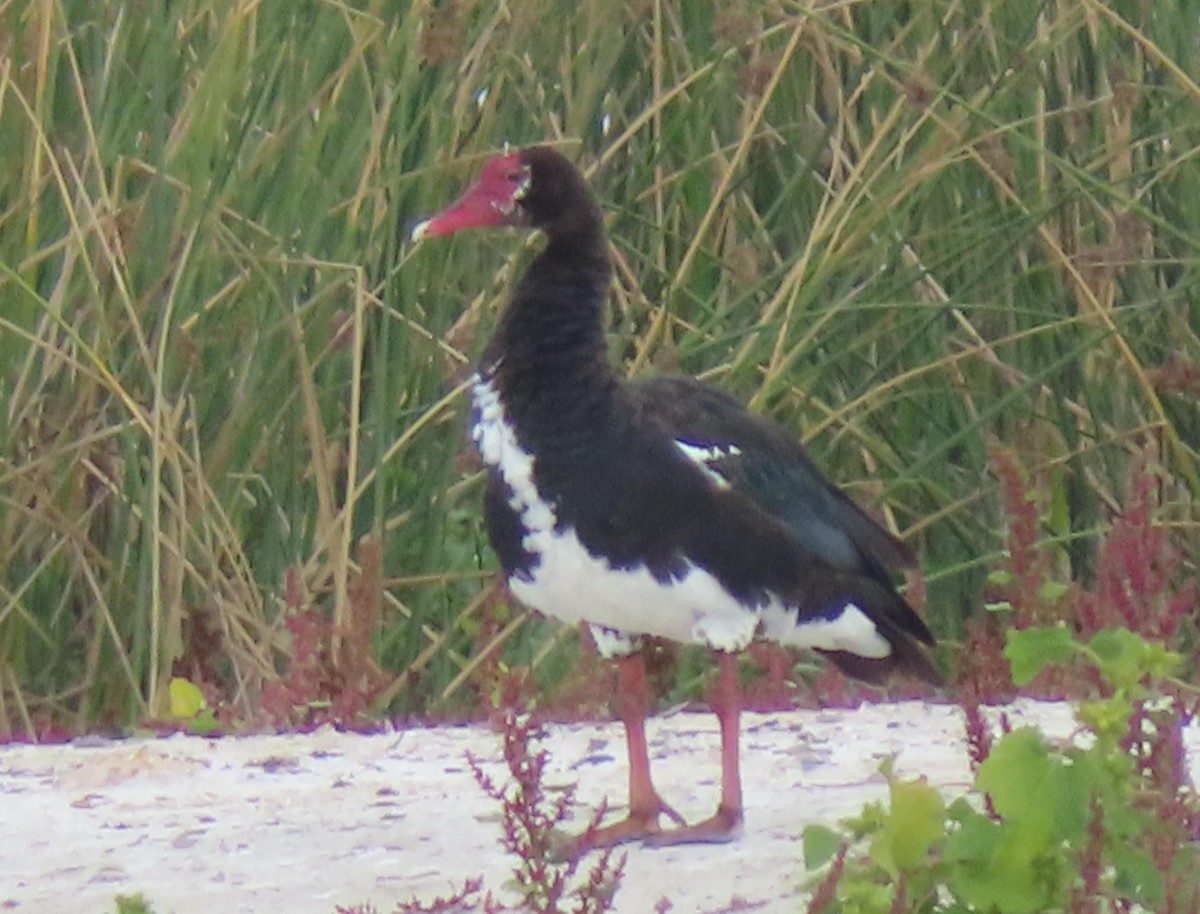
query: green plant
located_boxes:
[802,626,1200,914]
[113,894,158,914]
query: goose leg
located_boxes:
[645,650,744,845]
[575,652,685,850]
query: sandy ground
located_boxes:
[3,700,1196,914]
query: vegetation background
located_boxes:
[1,0,1197,734]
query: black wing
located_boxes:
[628,375,938,674]
[631,377,912,577]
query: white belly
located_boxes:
[510,523,762,652]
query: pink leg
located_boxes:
[575,653,685,850]
[645,650,744,845]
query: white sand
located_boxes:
[2,700,1192,913]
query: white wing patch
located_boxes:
[673,439,742,490]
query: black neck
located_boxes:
[484,234,618,439]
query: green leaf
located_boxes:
[976,729,1059,832]
[977,726,1104,851]
[949,821,1061,914]
[802,825,843,870]
[1037,579,1070,601]
[1004,625,1078,685]
[1088,629,1148,692]
[1046,464,1071,538]
[870,777,946,876]
[1077,696,1135,748]
[986,568,1014,587]
[943,810,1002,863]
[842,798,889,837]
[115,894,156,914]
[1111,844,1164,906]
[840,879,895,913]
[946,795,980,823]
[189,708,220,735]
[1088,629,1181,692]
[168,677,206,720]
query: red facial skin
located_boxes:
[411,152,529,240]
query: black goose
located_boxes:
[413,146,938,848]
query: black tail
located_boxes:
[798,569,940,686]
[818,622,941,687]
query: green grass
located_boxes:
[1,0,1198,730]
